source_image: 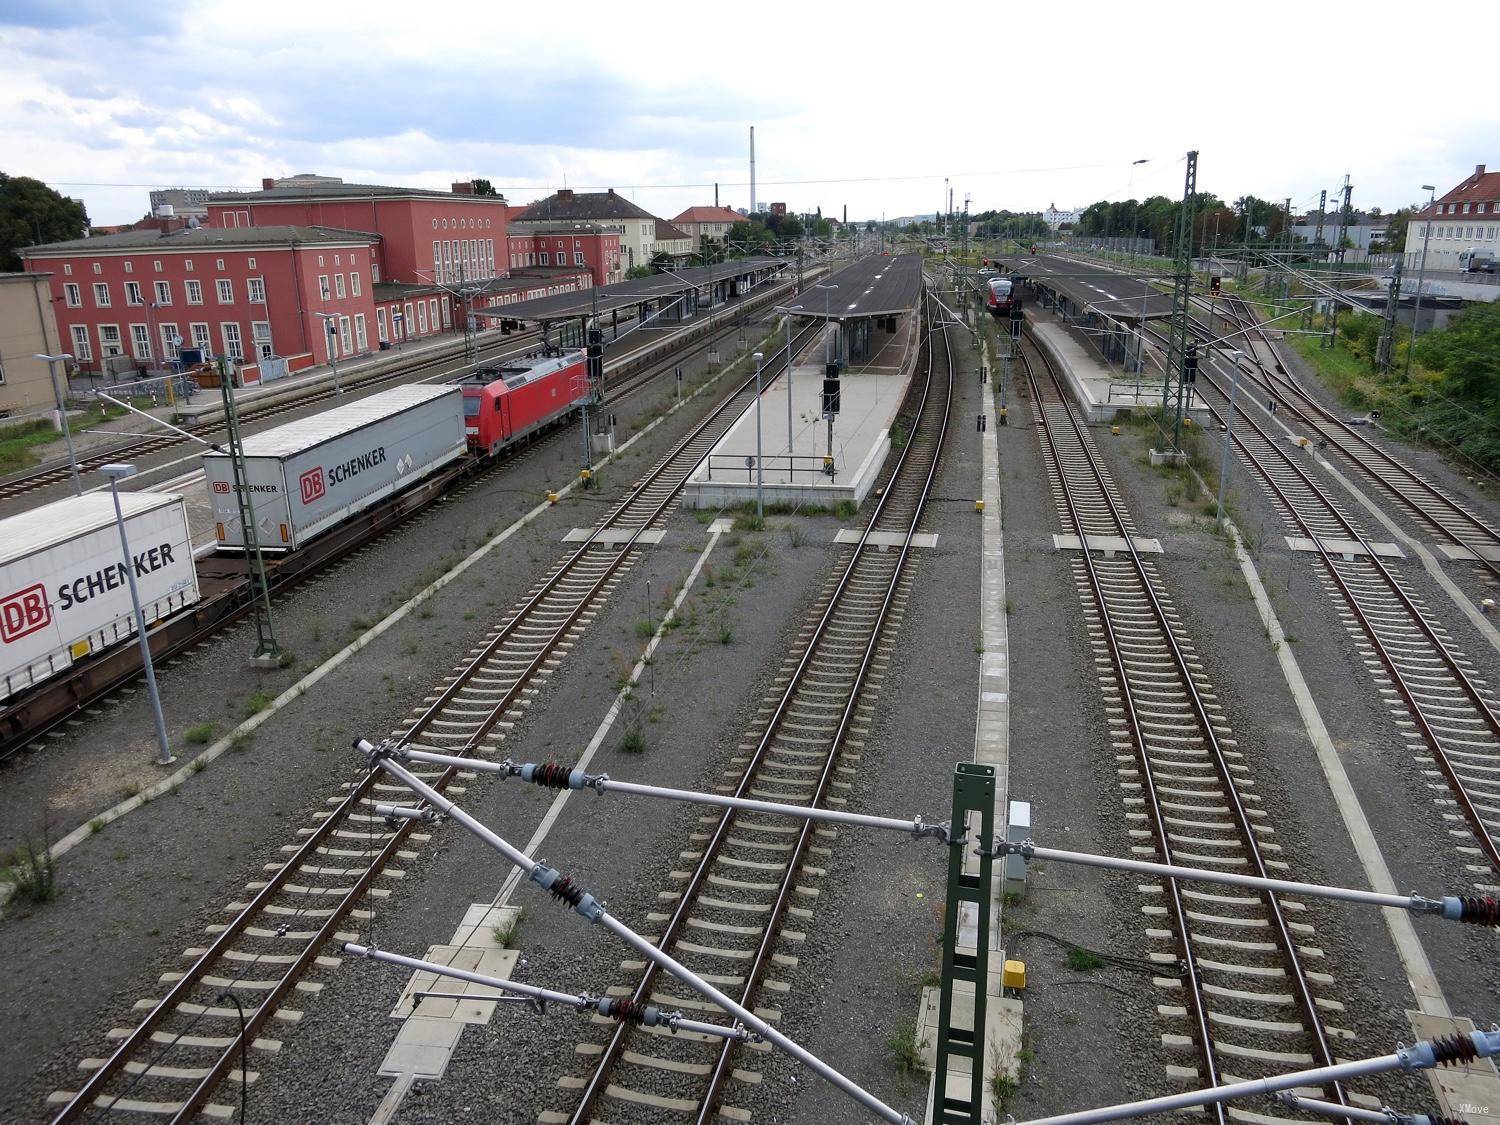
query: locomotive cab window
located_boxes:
[463,397,481,417]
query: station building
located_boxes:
[1404,163,1499,271]
[510,189,681,273]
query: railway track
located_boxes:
[1209,295,1500,581]
[45,318,825,1124]
[552,298,950,1125]
[1018,328,1355,1122]
[1185,355,1500,880]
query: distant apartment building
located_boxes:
[512,189,677,272]
[1404,163,1500,270]
[673,206,746,253]
[147,188,211,220]
[1042,202,1083,229]
[0,272,64,417]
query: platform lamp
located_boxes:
[753,351,765,519]
[100,463,174,766]
[1404,184,1437,382]
[772,304,803,454]
[314,312,342,399]
[814,283,839,366]
[1215,350,1246,528]
[34,351,82,495]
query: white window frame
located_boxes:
[154,280,172,305]
[124,260,134,274]
[247,277,266,303]
[540,251,550,265]
[428,298,438,332]
[338,315,352,355]
[221,322,243,361]
[184,259,194,272]
[62,263,72,276]
[334,273,346,299]
[247,257,256,269]
[71,324,93,361]
[574,251,585,266]
[318,275,330,300]
[185,279,203,304]
[125,281,144,306]
[354,313,368,352]
[159,322,180,358]
[99,324,123,357]
[64,282,82,307]
[215,258,225,270]
[94,282,111,307]
[252,320,273,360]
[130,323,152,360]
[371,262,380,283]
[351,272,362,297]
[377,307,389,342]
[190,322,212,354]
[216,278,234,304]
[417,301,428,334]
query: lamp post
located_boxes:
[315,312,342,398]
[1405,184,1437,381]
[1216,350,1245,529]
[1125,158,1148,262]
[100,463,174,766]
[815,283,839,366]
[773,304,803,454]
[34,352,81,495]
[753,351,765,519]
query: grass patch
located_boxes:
[230,730,254,752]
[887,1020,928,1079]
[184,722,217,745]
[834,499,858,520]
[733,513,765,532]
[991,1072,1019,1111]
[241,692,275,717]
[492,908,525,947]
[0,418,59,475]
[1065,946,1105,972]
[634,618,656,639]
[618,728,648,754]
[716,625,733,645]
[7,838,59,904]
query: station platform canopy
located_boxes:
[469,257,787,324]
[799,254,924,320]
[1011,258,1175,324]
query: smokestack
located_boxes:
[749,126,756,216]
[843,204,847,225]
[715,182,719,208]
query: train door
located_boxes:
[498,392,513,449]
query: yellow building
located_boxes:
[0,272,65,418]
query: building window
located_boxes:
[71,324,92,361]
[94,282,111,307]
[247,257,256,269]
[377,307,389,342]
[352,253,359,264]
[354,313,368,352]
[159,323,180,357]
[215,258,225,270]
[318,255,325,267]
[252,321,273,360]
[64,283,81,307]
[216,279,234,304]
[99,324,123,356]
[247,277,266,303]
[125,281,144,305]
[184,259,194,272]
[339,314,352,354]
[191,323,211,353]
[1462,203,1471,214]
[428,298,438,332]
[153,280,171,305]
[221,322,243,360]
[153,260,162,272]
[334,254,341,266]
[351,272,362,297]
[371,262,380,283]
[130,324,152,360]
[402,303,413,338]
[124,260,134,274]
[540,252,550,265]
[93,262,102,275]
[574,251,585,266]
[63,263,72,276]
[417,301,428,334]
[334,273,346,299]
[318,275,330,300]
[186,279,203,304]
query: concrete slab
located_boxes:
[831,530,938,549]
[1436,542,1500,563]
[1408,1012,1500,1125]
[561,528,666,545]
[1285,535,1404,560]
[684,313,919,510]
[1053,533,1163,556]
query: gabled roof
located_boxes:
[22,224,380,256]
[654,219,691,242]
[208,181,503,205]
[672,206,744,225]
[1420,164,1500,218]
[513,189,659,224]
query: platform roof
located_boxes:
[470,257,787,322]
[796,254,924,320]
[1012,257,1176,323]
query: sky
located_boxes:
[3,0,1497,229]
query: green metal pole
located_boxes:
[219,357,281,662]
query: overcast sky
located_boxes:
[3,0,1496,228]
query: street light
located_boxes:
[773,304,803,454]
[814,283,839,365]
[1216,350,1246,528]
[1405,184,1437,381]
[1126,159,1148,261]
[99,463,174,766]
[752,352,765,519]
[34,352,81,495]
[315,312,342,398]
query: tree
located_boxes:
[649,250,674,272]
[625,263,654,279]
[1,173,89,270]
[1382,207,1414,251]
[779,214,805,240]
[471,178,500,197]
[811,218,832,239]
[1413,301,1500,400]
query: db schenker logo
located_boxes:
[1,583,51,644]
[212,481,230,494]
[299,466,326,505]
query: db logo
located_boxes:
[299,467,326,505]
[212,481,231,494]
[1,583,52,644]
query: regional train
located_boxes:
[985,275,1015,316]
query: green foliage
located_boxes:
[887,1021,928,1078]
[1065,946,1104,972]
[1413,301,1500,399]
[8,838,58,904]
[470,178,500,197]
[184,722,217,745]
[618,728,647,754]
[492,907,524,946]
[1,172,89,270]
[0,418,59,475]
[625,263,653,279]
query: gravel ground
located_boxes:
[0,318,785,1122]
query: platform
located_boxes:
[1029,320,1211,426]
[801,253,924,319]
[684,314,919,510]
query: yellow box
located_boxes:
[975,499,985,513]
[1110,425,1121,436]
[1002,959,1027,989]
[70,639,91,660]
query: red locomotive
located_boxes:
[985,276,1015,316]
[452,350,588,457]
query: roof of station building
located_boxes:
[798,253,924,319]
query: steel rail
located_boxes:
[566,299,950,1125]
[1186,353,1500,873]
[1213,295,1500,576]
[51,316,824,1124]
[1018,332,1347,1116]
